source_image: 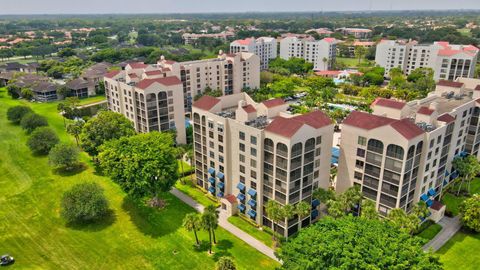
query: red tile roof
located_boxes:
[192,95,221,111]
[136,76,182,89]
[430,201,444,211]
[343,111,396,130]
[265,110,332,138]
[144,70,164,76]
[128,73,138,78]
[437,113,455,123]
[127,62,148,69]
[437,80,464,88]
[104,70,121,78]
[371,97,406,110]
[233,38,254,45]
[390,118,424,140]
[262,98,286,108]
[475,85,480,91]
[417,106,435,116]
[225,194,237,204]
[323,37,336,43]
[242,105,256,113]
[164,60,176,64]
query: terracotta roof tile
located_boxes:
[293,110,332,129]
[262,98,286,108]
[144,70,164,76]
[437,80,464,88]
[371,97,406,109]
[225,194,237,204]
[136,76,182,89]
[437,113,455,123]
[127,62,148,69]
[390,118,424,140]
[105,70,121,78]
[430,201,444,211]
[475,85,480,91]
[343,111,395,130]
[192,95,221,111]
[417,106,435,116]
[265,110,332,138]
[242,105,256,113]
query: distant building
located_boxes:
[0,62,38,73]
[192,93,333,236]
[305,28,333,36]
[182,31,235,45]
[280,36,339,71]
[65,78,91,99]
[81,62,112,95]
[336,27,373,39]
[230,37,277,69]
[375,40,479,81]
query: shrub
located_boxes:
[6,105,33,124]
[20,113,48,133]
[49,143,80,170]
[61,182,109,223]
[26,127,59,155]
[460,194,480,232]
[215,257,236,270]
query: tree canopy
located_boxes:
[26,126,59,155]
[61,182,110,224]
[98,132,178,199]
[278,216,442,270]
[460,194,480,233]
[6,105,33,124]
[20,113,48,134]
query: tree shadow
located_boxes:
[92,161,105,177]
[52,163,87,176]
[121,195,184,238]
[212,239,234,261]
[65,209,116,232]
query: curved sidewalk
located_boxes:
[422,216,461,252]
[170,188,279,262]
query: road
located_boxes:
[422,216,461,252]
[170,188,279,262]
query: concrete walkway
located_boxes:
[423,216,461,252]
[170,188,279,262]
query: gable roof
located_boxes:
[390,118,425,140]
[192,95,221,111]
[105,70,121,78]
[417,106,435,116]
[66,77,89,90]
[262,98,286,108]
[475,85,480,91]
[127,62,148,69]
[437,113,456,123]
[265,110,332,138]
[242,104,256,113]
[437,80,464,88]
[135,76,182,89]
[371,97,406,110]
[144,70,164,76]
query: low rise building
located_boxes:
[279,36,338,71]
[336,28,373,39]
[230,37,277,70]
[337,78,480,219]
[182,31,234,45]
[192,93,333,236]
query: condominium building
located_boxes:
[279,36,338,71]
[182,31,235,45]
[192,93,333,236]
[375,40,479,81]
[230,37,277,70]
[335,27,373,39]
[337,78,480,220]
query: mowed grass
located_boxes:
[175,176,220,208]
[442,178,480,216]
[437,231,480,270]
[0,89,279,270]
[336,57,373,68]
[416,223,442,242]
[227,215,274,248]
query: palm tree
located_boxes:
[452,155,480,196]
[176,147,187,177]
[295,201,311,230]
[183,213,201,246]
[265,200,283,243]
[201,211,216,254]
[322,57,328,70]
[205,205,219,244]
[186,148,195,183]
[282,204,295,239]
[66,121,84,146]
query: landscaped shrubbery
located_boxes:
[61,182,110,224]
[49,143,81,171]
[20,112,48,134]
[26,126,60,155]
[6,105,33,124]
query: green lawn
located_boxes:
[0,89,279,270]
[336,57,373,68]
[416,223,442,242]
[227,215,274,248]
[442,178,480,216]
[437,231,480,270]
[78,95,107,106]
[175,177,220,208]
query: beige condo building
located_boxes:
[337,78,480,220]
[192,93,333,236]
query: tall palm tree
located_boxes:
[186,148,195,182]
[183,213,201,246]
[295,201,311,230]
[177,147,187,177]
[201,211,216,254]
[265,200,283,243]
[205,205,219,244]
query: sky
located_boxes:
[0,0,479,14]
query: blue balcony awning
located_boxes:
[445,170,450,177]
[208,177,215,185]
[428,188,436,197]
[460,151,468,157]
[248,188,257,197]
[208,167,215,175]
[217,172,225,180]
[217,192,224,198]
[208,186,215,194]
[237,204,246,211]
[248,199,256,207]
[443,179,449,186]
[312,199,320,208]
[217,181,225,189]
[311,209,319,219]
[237,193,246,201]
[420,194,429,202]
[247,209,257,218]
[237,182,245,191]
[426,199,433,207]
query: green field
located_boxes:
[416,222,442,242]
[442,178,480,216]
[336,57,373,68]
[175,177,220,208]
[438,231,480,270]
[0,88,279,270]
[227,215,274,248]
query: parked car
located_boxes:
[0,254,14,266]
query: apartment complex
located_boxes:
[337,78,480,219]
[279,36,338,71]
[230,37,277,70]
[192,93,333,236]
[182,31,234,45]
[336,27,373,39]
[375,40,479,81]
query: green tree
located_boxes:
[56,85,71,100]
[295,201,311,229]
[278,216,442,269]
[99,132,178,202]
[80,111,135,157]
[360,199,378,220]
[61,182,109,224]
[354,46,367,64]
[215,256,236,270]
[201,211,217,254]
[452,155,480,195]
[21,88,34,100]
[182,213,201,246]
[66,121,84,146]
[26,127,59,155]
[265,200,284,243]
[6,105,33,124]
[459,194,480,232]
[49,143,80,171]
[20,113,48,134]
[204,205,219,244]
[387,208,419,235]
[6,84,21,99]
[313,188,336,204]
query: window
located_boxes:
[358,136,367,146]
[251,148,257,157]
[386,144,404,160]
[239,143,245,152]
[239,154,245,163]
[251,136,257,145]
[250,159,257,168]
[368,139,384,154]
[251,170,257,179]
[316,136,322,145]
[357,148,366,157]
[240,165,245,173]
[239,131,245,140]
